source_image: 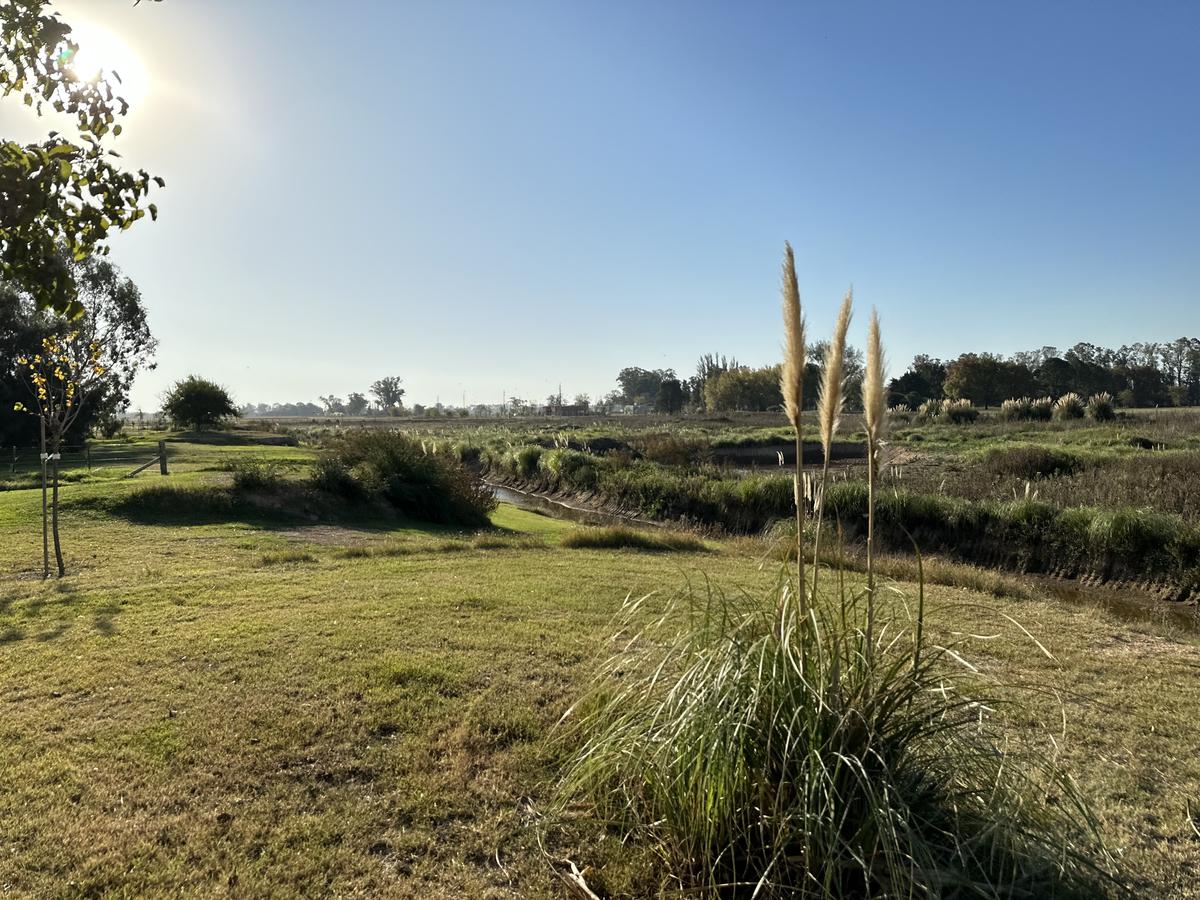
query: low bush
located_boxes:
[317,430,495,527]
[560,525,707,552]
[230,460,284,492]
[309,456,364,499]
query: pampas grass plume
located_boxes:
[780,243,806,429]
[818,289,853,458]
[864,308,887,450]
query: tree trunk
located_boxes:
[40,418,48,579]
[50,433,64,577]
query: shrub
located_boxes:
[1087,392,1116,421]
[309,456,364,499]
[317,430,495,527]
[560,525,707,552]
[161,375,239,430]
[230,460,283,492]
[1053,392,1085,420]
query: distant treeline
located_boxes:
[607,337,1200,413]
[241,338,1200,420]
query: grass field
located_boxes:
[1,435,1199,896]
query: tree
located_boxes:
[572,392,590,410]
[655,377,684,413]
[704,366,781,412]
[10,261,155,577]
[345,391,368,416]
[2,1,161,316]
[370,376,404,413]
[318,394,344,414]
[2,256,155,446]
[615,367,674,405]
[161,375,239,430]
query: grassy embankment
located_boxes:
[0,435,1198,895]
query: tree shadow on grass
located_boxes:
[0,586,123,645]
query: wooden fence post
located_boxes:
[158,441,169,475]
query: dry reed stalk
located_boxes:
[779,242,807,614]
[863,308,887,657]
[811,288,853,601]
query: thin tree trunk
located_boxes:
[51,433,64,577]
[40,418,48,579]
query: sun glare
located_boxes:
[63,20,148,109]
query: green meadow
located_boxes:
[0,432,1198,897]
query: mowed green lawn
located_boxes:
[1,462,1198,897]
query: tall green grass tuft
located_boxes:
[556,579,1116,897]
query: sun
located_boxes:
[63,20,148,110]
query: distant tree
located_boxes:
[161,376,239,430]
[910,355,948,399]
[411,403,425,417]
[572,392,591,410]
[370,376,404,414]
[943,353,1029,408]
[705,366,781,412]
[655,377,685,414]
[1117,365,1170,408]
[693,353,739,409]
[318,394,344,414]
[345,391,369,416]
[1,0,162,316]
[616,367,674,405]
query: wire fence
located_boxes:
[3,441,167,478]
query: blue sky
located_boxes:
[4,1,1198,409]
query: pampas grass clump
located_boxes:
[1087,391,1116,421]
[554,243,1118,900]
[1053,392,1086,420]
[1001,397,1033,421]
[916,398,942,422]
[941,398,979,424]
[557,575,1117,898]
[1030,396,1054,421]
